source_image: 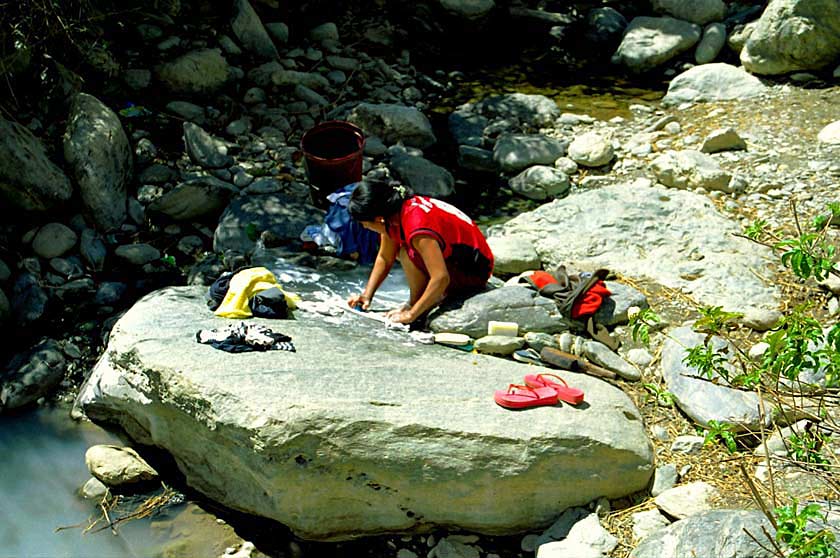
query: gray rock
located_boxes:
[218,34,242,55]
[0,259,9,282]
[127,197,144,225]
[226,117,252,136]
[536,507,590,547]
[695,23,726,64]
[474,335,525,355]
[567,132,614,167]
[139,164,178,186]
[55,278,95,302]
[326,55,359,72]
[490,184,778,315]
[310,22,339,42]
[457,145,497,172]
[63,93,132,231]
[449,111,488,147]
[582,339,641,381]
[662,63,767,106]
[651,463,678,496]
[0,117,73,212]
[149,176,236,221]
[271,70,330,90]
[184,122,234,169]
[76,286,654,540]
[81,477,109,499]
[32,223,78,259]
[670,435,705,454]
[537,513,617,557]
[247,61,282,87]
[0,339,66,411]
[612,17,702,73]
[166,101,206,125]
[214,193,324,255]
[295,84,329,106]
[177,235,204,256]
[631,509,669,542]
[627,349,654,368]
[49,257,81,278]
[661,327,770,430]
[243,87,266,104]
[509,166,570,200]
[348,103,436,149]
[741,0,840,75]
[741,308,781,331]
[654,481,718,519]
[429,286,571,338]
[80,228,107,271]
[114,243,160,266]
[231,0,279,59]
[493,135,568,173]
[487,236,540,275]
[95,282,128,306]
[630,510,773,558]
[473,93,562,128]
[817,120,840,145]
[594,282,649,327]
[363,136,387,156]
[0,288,9,324]
[700,127,747,153]
[431,537,480,558]
[85,445,159,487]
[265,22,289,45]
[123,68,151,90]
[524,332,558,353]
[651,0,726,25]
[652,150,732,192]
[390,154,454,197]
[439,0,495,20]
[156,49,230,96]
[12,273,48,325]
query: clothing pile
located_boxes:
[208,267,298,319]
[196,323,295,353]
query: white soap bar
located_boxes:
[434,332,472,346]
[487,320,519,337]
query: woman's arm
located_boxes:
[390,235,450,323]
[348,232,398,309]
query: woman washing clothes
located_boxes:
[347,179,494,325]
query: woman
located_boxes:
[347,179,494,325]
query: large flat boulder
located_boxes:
[488,182,779,314]
[76,286,654,541]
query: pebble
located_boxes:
[626,348,653,367]
[748,342,770,361]
[670,435,704,454]
[651,463,678,497]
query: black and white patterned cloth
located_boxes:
[196,323,295,353]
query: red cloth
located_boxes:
[388,196,494,291]
[571,280,611,318]
[527,270,558,290]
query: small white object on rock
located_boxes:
[80,477,109,500]
[741,308,781,331]
[748,342,770,361]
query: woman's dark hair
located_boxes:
[348,178,413,222]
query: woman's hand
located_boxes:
[385,303,413,324]
[347,294,371,311]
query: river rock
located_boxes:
[457,145,497,172]
[593,282,649,327]
[473,93,562,128]
[148,176,237,221]
[389,154,455,197]
[231,0,279,59]
[12,273,48,326]
[611,17,701,74]
[630,510,773,558]
[439,0,495,20]
[0,117,73,212]
[694,23,726,64]
[348,103,436,148]
[661,63,767,106]
[651,150,733,192]
[32,223,78,259]
[651,0,726,25]
[166,101,206,125]
[85,445,159,487]
[509,166,570,200]
[654,481,718,519]
[474,335,525,355]
[81,477,109,499]
[0,288,9,324]
[80,228,107,271]
[157,49,230,96]
[76,286,653,540]
[184,123,234,169]
[740,0,840,75]
[537,513,617,557]
[271,70,330,90]
[493,135,569,174]
[740,308,781,331]
[818,120,840,145]
[700,128,746,153]
[429,286,572,338]
[114,243,160,266]
[567,131,614,167]
[489,183,778,314]
[0,339,66,411]
[651,463,678,496]
[0,259,9,281]
[670,435,704,454]
[63,93,132,231]
[584,7,628,55]
[487,235,540,275]
[661,327,770,430]
[214,192,324,255]
[449,111,487,147]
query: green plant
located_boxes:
[160,254,176,268]
[774,501,836,558]
[683,344,731,383]
[245,223,259,241]
[758,305,830,386]
[630,307,660,346]
[703,420,737,453]
[788,427,830,468]
[693,306,743,335]
[642,383,674,407]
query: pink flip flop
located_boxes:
[494,383,559,409]
[524,373,585,405]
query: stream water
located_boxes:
[2,75,665,556]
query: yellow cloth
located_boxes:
[214,267,299,318]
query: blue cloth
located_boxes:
[324,183,380,264]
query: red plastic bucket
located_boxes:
[300,120,366,209]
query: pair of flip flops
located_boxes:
[494,373,584,409]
